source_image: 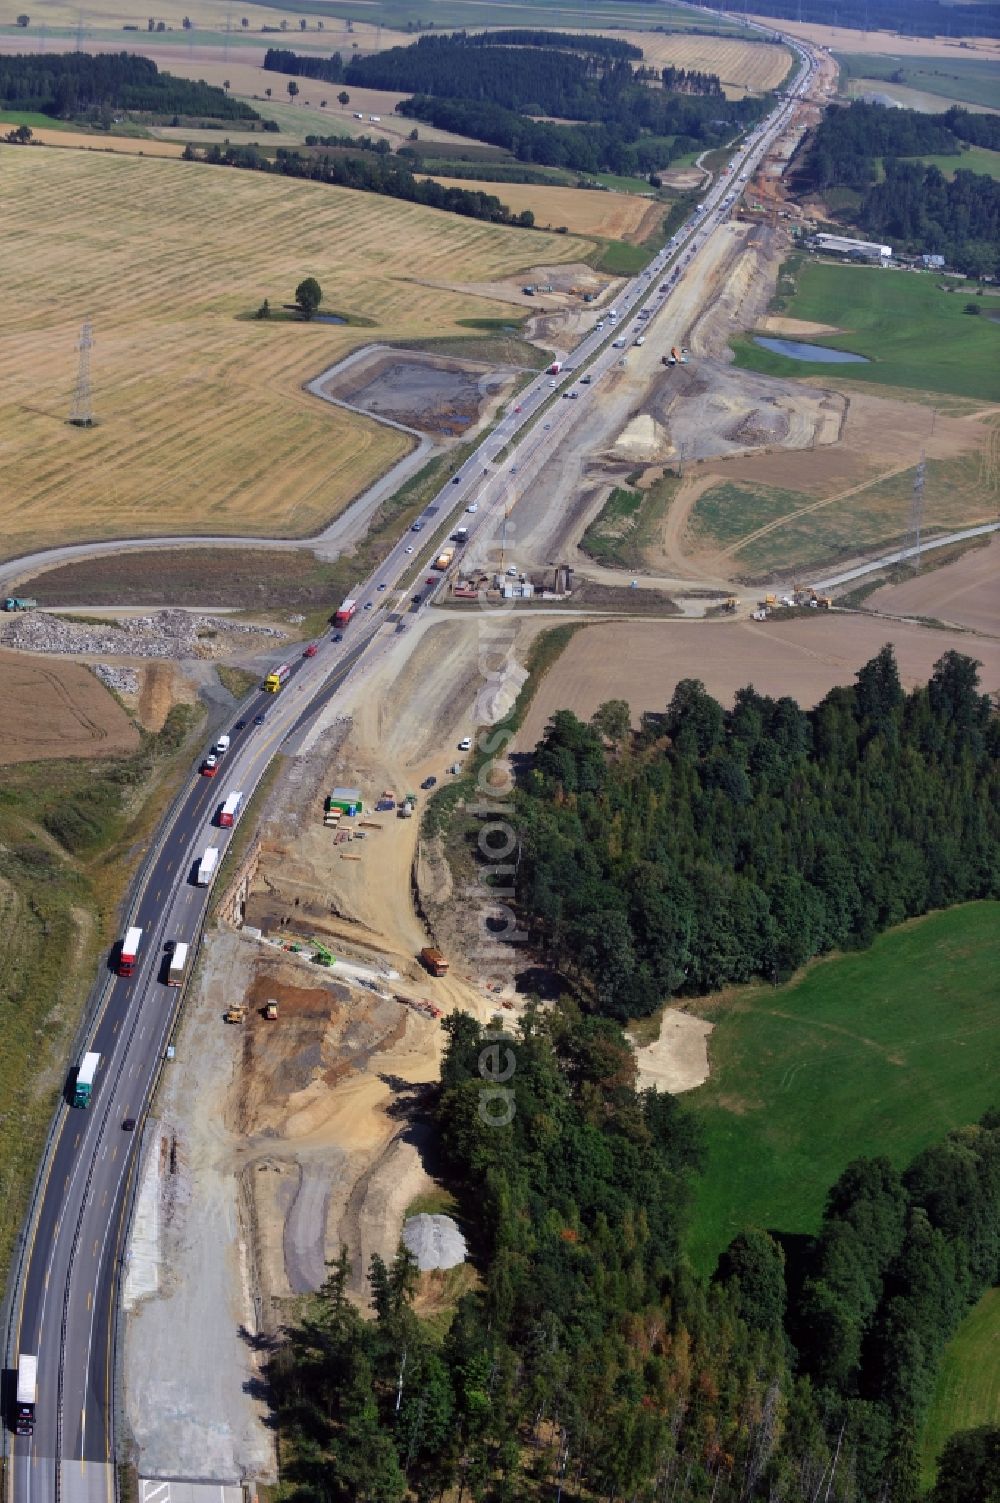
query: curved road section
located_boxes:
[3,28,817,1499]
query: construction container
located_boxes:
[327,787,363,816]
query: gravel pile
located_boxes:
[402,1213,467,1271]
[0,609,286,661]
[93,664,139,695]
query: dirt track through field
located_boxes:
[0,649,139,763]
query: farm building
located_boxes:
[809,233,892,262]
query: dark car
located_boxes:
[254,712,266,725]
[332,632,343,642]
[412,595,422,605]
[234,718,247,731]
[421,775,437,789]
[452,475,461,484]
[122,1117,136,1132]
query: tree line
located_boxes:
[270,997,1000,1500]
[465,28,642,59]
[802,102,1000,275]
[343,34,723,118]
[0,51,256,120]
[397,92,762,176]
[182,138,535,226]
[514,648,999,1019]
[714,0,1000,39]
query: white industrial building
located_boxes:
[810,232,893,262]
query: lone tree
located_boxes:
[338,90,349,106]
[16,12,29,23]
[295,277,323,320]
[287,80,299,100]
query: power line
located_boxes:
[905,449,926,570]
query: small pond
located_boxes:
[314,314,347,325]
[753,335,870,364]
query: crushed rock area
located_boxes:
[0,608,286,661]
[93,663,139,695]
[403,1213,467,1271]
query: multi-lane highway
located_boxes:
[3,25,817,1498]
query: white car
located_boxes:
[404,545,414,554]
[466,503,478,513]
[458,737,472,751]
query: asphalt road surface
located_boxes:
[3,25,817,1498]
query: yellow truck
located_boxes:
[433,547,456,572]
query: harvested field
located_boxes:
[615,30,791,96]
[866,536,1000,635]
[0,149,590,560]
[0,649,139,764]
[14,128,184,156]
[751,17,1000,63]
[424,177,663,242]
[514,616,1000,751]
[318,348,520,436]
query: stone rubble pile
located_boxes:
[0,609,287,661]
[93,664,139,696]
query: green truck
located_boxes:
[2,597,37,612]
[73,1051,100,1108]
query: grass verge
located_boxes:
[216,665,262,700]
[0,701,205,1290]
[581,471,681,570]
[685,901,1000,1275]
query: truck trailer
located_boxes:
[196,847,220,886]
[217,792,243,828]
[334,598,357,627]
[2,597,37,612]
[73,1052,100,1109]
[433,547,455,572]
[15,1353,37,1435]
[263,663,291,693]
[167,942,190,986]
[118,926,142,977]
[547,360,563,375]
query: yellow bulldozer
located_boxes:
[224,1006,246,1024]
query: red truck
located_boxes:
[334,598,357,627]
[118,926,142,978]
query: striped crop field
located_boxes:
[0,149,590,559]
[616,32,792,97]
[424,177,662,241]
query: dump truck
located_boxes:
[73,1052,100,1109]
[452,526,469,543]
[217,792,243,828]
[334,597,357,627]
[264,1000,279,1020]
[15,1354,37,1435]
[263,662,291,693]
[118,926,142,978]
[167,942,190,987]
[2,597,37,612]
[419,947,449,977]
[433,547,455,572]
[196,846,220,886]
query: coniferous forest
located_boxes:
[517,649,999,1019]
[0,51,256,120]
